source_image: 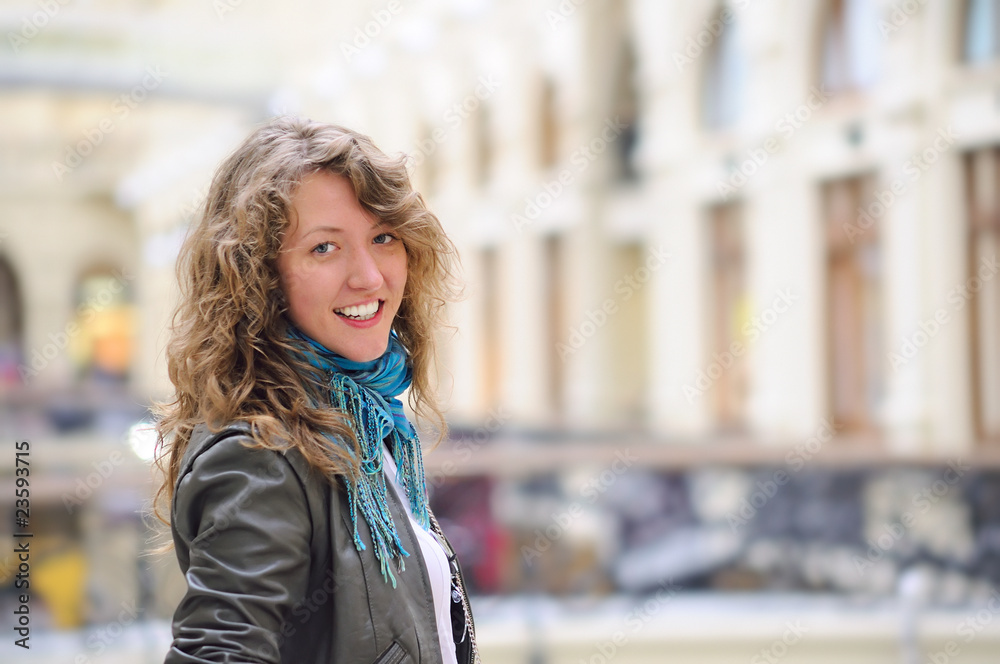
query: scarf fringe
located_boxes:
[289,327,431,585]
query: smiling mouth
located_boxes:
[334,300,382,321]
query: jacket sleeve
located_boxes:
[165,434,313,664]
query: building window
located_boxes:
[539,77,559,170]
[0,256,23,387]
[607,242,649,424]
[818,0,881,93]
[708,203,748,429]
[823,177,883,434]
[544,235,566,418]
[702,9,746,131]
[613,38,640,182]
[473,103,493,188]
[480,247,501,411]
[415,122,440,196]
[964,149,1000,442]
[963,0,1000,64]
[69,269,134,385]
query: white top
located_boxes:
[381,447,458,664]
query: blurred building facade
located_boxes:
[405,0,1000,455]
[2,0,999,453]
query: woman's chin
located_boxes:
[337,336,390,363]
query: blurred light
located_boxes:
[350,43,388,78]
[396,16,439,54]
[126,419,158,463]
[898,565,935,603]
[143,225,187,269]
[450,0,491,20]
[312,62,348,100]
[267,87,302,116]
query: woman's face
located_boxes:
[277,170,407,363]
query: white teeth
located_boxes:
[335,300,379,320]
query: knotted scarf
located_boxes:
[287,324,431,587]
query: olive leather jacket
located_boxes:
[164,421,480,664]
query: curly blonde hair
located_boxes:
[152,116,461,524]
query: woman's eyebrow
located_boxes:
[303,225,345,237]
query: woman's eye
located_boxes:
[312,242,333,254]
[373,233,396,245]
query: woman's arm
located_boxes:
[165,434,313,664]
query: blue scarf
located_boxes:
[287,325,431,587]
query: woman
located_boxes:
[153,116,478,664]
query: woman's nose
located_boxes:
[345,246,384,291]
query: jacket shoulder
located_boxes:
[180,421,253,476]
[176,421,341,519]
[179,421,322,487]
